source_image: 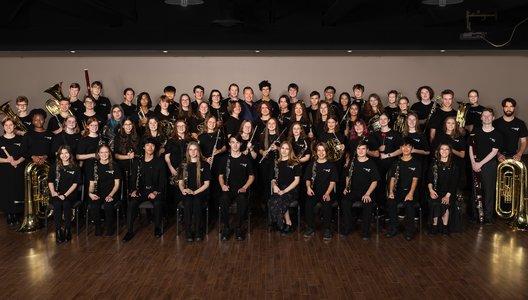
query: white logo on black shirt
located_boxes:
[412,138,420,143]
[67,171,75,175]
[323,169,331,173]
[45,136,52,140]
[106,170,114,174]
[363,168,371,172]
[512,127,520,131]
[386,136,393,140]
[409,167,416,171]
[454,139,459,142]
[14,143,21,147]
[240,163,247,167]
[490,138,496,142]
[200,168,204,172]
[288,165,294,169]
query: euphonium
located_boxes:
[455,101,471,128]
[0,100,28,131]
[496,159,528,230]
[393,113,406,133]
[367,114,381,132]
[44,83,74,117]
[18,161,50,232]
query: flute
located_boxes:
[259,128,287,164]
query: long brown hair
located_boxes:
[185,141,206,187]
[278,141,298,166]
[57,145,76,167]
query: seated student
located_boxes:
[341,141,380,240]
[218,135,255,241]
[303,142,338,241]
[385,137,421,241]
[178,142,211,242]
[268,141,301,235]
[123,138,167,241]
[87,144,121,236]
[427,143,459,236]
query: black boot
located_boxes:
[56,229,65,244]
[6,214,13,225]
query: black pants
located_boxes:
[52,195,76,230]
[305,194,332,231]
[472,160,497,222]
[341,192,375,235]
[182,192,207,235]
[89,198,116,233]
[219,191,248,229]
[387,191,415,235]
[126,193,162,232]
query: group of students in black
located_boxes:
[1,80,527,244]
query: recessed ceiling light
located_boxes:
[165,0,204,7]
[440,49,446,53]
[255,50,260,53]
[162,50,169,53]
[347,50,353,53]
[70,50,76,54]
[422,0,463,7]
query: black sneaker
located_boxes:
[185,233,194,242]
[384,230,399,238]
[323,229,332,241]
[64,228,72,241]
[303,227,314,238]
[428,226,438,236]
[236,228,245,241]
[405,234,414,241]
[122,231,135,242]
[56,230,65,244]
[361,234,370,241]
[281,224,292,236]
[221,228,231,241]
[441,226,450,236]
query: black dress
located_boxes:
[268,160,301,227]
[0,135,26,214]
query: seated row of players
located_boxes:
[1,82,526,242]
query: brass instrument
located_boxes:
[393,113,406,133]
[326,132,344,162]
[455,101,471,128]
[44,83,73,122]
[368,114,381,132]
[496,159,528,230]
[424,96,441,130]
[159,119,174,141]
[18,162,50,232]
[0,101,28,131]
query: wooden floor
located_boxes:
[1,212,527,300]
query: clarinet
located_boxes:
[55,163,61,193]
[225,156,231,187]
[209,129,221,169]
[181,161,189,189]
[346,156,355,191]
[310,161,317,190]
[393,159,401,194]
[135,156,142,195]
[298,139,308,158]
[432,158,439,192]
[259,127,287,164]
[93,161,99,195]
[471,137,485,224]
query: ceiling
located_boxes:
[1,0,528,52]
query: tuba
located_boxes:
[455,101,471,128]
[496,159,528,230]
[44,83,73,119]
[18,162,50,232]
[0,101,29,131]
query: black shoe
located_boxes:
[13,215,20,225]
[323,229,332,241]
[428,225,438,236]
[361,234,370,241]
[441,226,450,236]
[123,231,135,242]
[185,232,194,242]
[236,228,245,241]
[405,234,414,241]
[6,214,13,225]
[221,228,231,241]
[303,227,314,238]
[281,224,292,236]
[95,227,102,236]
[154,227,162,238]
[64,228,72,241]
[194,234,203,241]
[56,230,65,244]
[385,230,399,238]
[338,228,351,237]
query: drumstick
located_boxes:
[1,146,16,168]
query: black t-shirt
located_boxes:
[255,99,280,118]
[47,115,67,132]
[120,103,137,118]
[384,106,399,128]
[290,137,311,159]
[48,164,82,194]
[303,160,339,196]
[70,100,85,118]
[274,160,302,189]
[366,130,402,154]
[432,132,466,157]
[0,135,24,160]
[389,157,421,191]
[218,154,254,191]
[19,114,33,131]
[349,158,380,195]
[427,160,459,196]
[78,113,105,132]
[198,131,225,157]
[89,161,121,197]
[209,105,228,124]
[492,117,528,156]
[77,136,100,157]
[51,132,81,157]
[466,105,484,129]
[165,138,190,169]
[23,130,53,157]
[429,109,456,131]
[405,132,430,154]
[224,115,242,138]
[410,101,435,122]
[183,161,212,190]
[94,96,111,121]
[470,127,502,161]
[154,101,178,116]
